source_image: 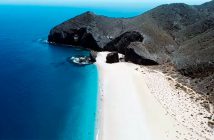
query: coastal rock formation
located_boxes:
[68,56,93,65]
[127,42,160,63]
[48,0,214,76]
[147,1,214,75]
[89,51,97,63]
[103,31,143,54]
[48,27,101,51]
[48,11,119,48]
[106,52,119,63]
[125,45,159,65]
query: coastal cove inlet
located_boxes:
[1,1,214,140]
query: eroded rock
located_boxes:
[106,52,119,64]
[125,46,159,65]
[48,27,101,51]
[103,31,143,54]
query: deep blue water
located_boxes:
[0,5,150,140]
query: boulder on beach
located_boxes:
[106,52,119,64]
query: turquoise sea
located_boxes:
[0,5,151,140]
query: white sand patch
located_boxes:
[95,52,214,140]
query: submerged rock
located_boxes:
[106,52,119,64]
[68,56,94,65]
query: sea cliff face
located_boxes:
[48,0,214,76]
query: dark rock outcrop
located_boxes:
[48,27,101,51]
[89,51,97,63]
[48,0,214,76]
[125,46,158,65]
[103,31,143,54]
[127,42,161,63]
[106,52,119,64]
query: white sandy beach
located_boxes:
[95,52,214,140]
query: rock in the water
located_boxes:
[106,52,119,64]
[48,27,101,51]
[103,31,143,54]
[125,46,158,65]
[69,56,93,65]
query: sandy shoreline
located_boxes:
[95,52,214,140]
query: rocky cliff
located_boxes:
[48,0,214,76]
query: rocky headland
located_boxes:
[48,0,214,133]
[49,0,214,72]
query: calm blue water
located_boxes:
[0,5,150,140]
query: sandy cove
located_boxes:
[95,52,214,140]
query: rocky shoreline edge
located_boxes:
[47,0,214,135]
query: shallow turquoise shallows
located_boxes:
[0,5,150,140]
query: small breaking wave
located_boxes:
[37,38,49,44]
